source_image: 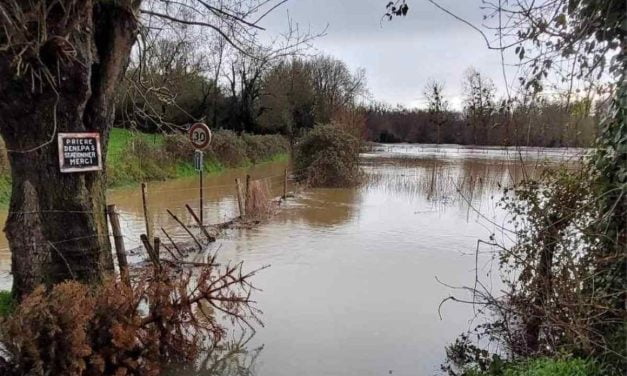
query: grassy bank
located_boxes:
[0,129,290,205]
[465,357,599,376]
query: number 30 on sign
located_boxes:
[189,123,212,150]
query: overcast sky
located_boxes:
[260,0,520,109]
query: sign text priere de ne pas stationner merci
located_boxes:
[58,132,103,173]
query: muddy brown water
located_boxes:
[0,144,584,375]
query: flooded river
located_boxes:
[0,144,583,375]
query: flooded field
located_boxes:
[0,144,583,375]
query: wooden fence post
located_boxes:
[141,234,160,270]
[245,174,251,212]
[141,182,154,249]
[153,237,161,264]
[235,178,245,218]
[107,204,130,286]
[283,168,288,199]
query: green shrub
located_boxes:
[503,358,599,376]
[0,175,11,205]
[457,358,600,376]
[295,124,361,187]
[107,136,173,186]
[0,137,9,175]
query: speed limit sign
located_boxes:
[189,123,212,150]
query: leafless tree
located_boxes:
[424,80,449,144]
[462,68,496,145]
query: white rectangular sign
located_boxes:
[193,150,204,172]
[58,132,103,173]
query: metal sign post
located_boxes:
[189,123,212,227]
[194,150,204,226]
[193,150,204,171]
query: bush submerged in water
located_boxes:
[294,124,361,187]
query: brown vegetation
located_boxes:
[245,180,274,219]
[0,262,263,376]
[163,130,289,169]
[366,69,599,147]
[365,98,598,147]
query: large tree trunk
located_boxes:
[0,1,139,299]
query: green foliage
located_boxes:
[443,164,625,375]
[443,333,507,375]
[258,59,316,136]
[295,124,361,187]
[0,175,11,207]
[439,1,625,373]
[258,56,366,139]
[0,290,14,317]
[586,76,627,371]
[107,130,173,186]
[458,358,600,376]
[109,129,288,185]
[502,358,599,376]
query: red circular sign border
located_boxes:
[189,123,211,150]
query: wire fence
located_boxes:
[0,167,302,281]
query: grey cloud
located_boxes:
[260,0,517,108]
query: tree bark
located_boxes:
[0,1,140,299]
[523,214,563,353]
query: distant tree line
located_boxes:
[115,35,600,148]
[365,68,600,147]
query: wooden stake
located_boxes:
[161,243,179,261]
[107,204,130,286]
[283,168,288,199]
[161,227,183,257]
[166,209,202,251]
[141,183,154,249]
[140,234,160,270]
[245,174,251,212]
[153,237,161,263]
[235,178,245,218]
[185,204,215,242]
